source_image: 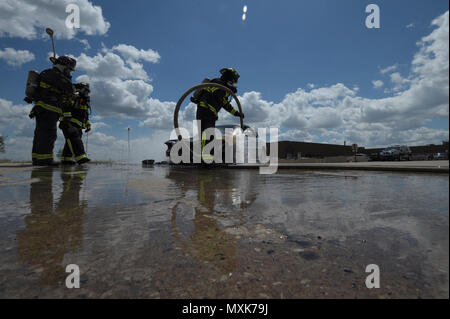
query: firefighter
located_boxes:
[60,82,91,165]
[191,68,244,161]
[29,56,76,166]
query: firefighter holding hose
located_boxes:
[190,68,244,161]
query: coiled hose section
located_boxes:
[173,83,244,140]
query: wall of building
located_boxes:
[267,141,353,159]
[267,141,449,159]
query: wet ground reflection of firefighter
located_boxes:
[169,168,257,275]
[17,166,87,286]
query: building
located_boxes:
[267,140,449,160]
[267,141,353,159]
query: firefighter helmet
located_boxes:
[220,68,240,83]
[55,56,77,71]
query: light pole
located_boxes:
[127,127,131,161]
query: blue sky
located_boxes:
[0,0,448,161]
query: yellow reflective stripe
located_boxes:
[76,173,86,180]
[63,112,72,117]
[79,105,89,110]
[230,108,237,115]
[201,131,214,160]
[40,82,61,94]
[34,154,53,160]
[70,118,84,127]
[35,101,62,114]
[66,139,75,157]
[199,101,218,116]
[75,154,87,162]
[201,131,206,150]
[204,87,219,94]
[61,157,73,161]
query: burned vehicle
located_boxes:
[165,124,267,165]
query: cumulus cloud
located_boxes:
[0,98,33,137]
[90,121,109,131]
[0,127,169,163]
[224,11,449,147]
[0,48,35,67]
[0,0,110,39]
[73,44,167,120]
[111,44,161,63]
[372,80,384,89]
[389,72,411,92]
[1,11,448,162]
[78,39,91,51]
[380,64,398,74]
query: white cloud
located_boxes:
[389,72,411,92]
[0,0,110,39]
[0,128,170,163]
[0,98,33,136]
[372,80,384,89]
[75,52,150,81]
[78,39,91,51]
[111,44,161,63]
[406,23,415,29]
[83,130,169,162]
[0,48,35,67]
[380,64,398,74]
[221,12,449,147]
[90,121,109,131]
[72,44,172,127]
[1,11,448,162]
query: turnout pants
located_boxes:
[60,124,87,163]
[32,111,59,164]
[196,108,217,162]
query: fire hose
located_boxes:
[173,83,244,141]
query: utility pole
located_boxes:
[352,143,358,162]
[127,127,131,161]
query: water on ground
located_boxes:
[0,164,448,298]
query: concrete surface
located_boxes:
[0,164,448,298]
[232,160,449,173]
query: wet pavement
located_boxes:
[0,164,448,298]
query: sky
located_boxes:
[0,0,448,162]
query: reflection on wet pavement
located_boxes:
[0,164,448,298]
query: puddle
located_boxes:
[0,165,448,298]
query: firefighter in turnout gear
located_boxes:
[59,82,91,165]
[191,68,244,162]
[29,56,76,166]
